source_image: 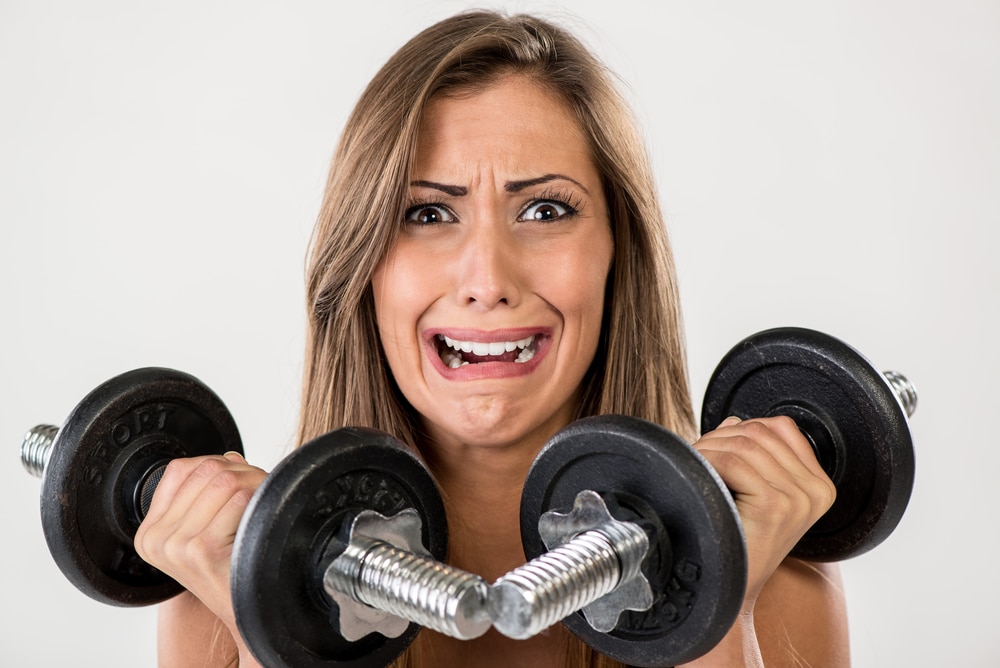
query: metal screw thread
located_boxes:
[325,536,490,640]
[490,522,647,640]
[21,424,58,478]
[883,370,918,418]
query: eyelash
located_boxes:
[523,188,584,222]
[402,188,584,226]
[403,197,455,225]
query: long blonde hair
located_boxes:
[299,10,695,667]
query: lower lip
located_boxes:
[426,338,550,380]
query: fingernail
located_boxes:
[721,416,742,427]
[223,451,245,462]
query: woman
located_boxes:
[135,11,846,667]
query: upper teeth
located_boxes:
[441,335,535,356]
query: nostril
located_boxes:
[467,297,509,304]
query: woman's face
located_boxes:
[372,75,614,451]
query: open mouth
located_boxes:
[436,334,540,369]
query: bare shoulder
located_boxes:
[158,591,239,668]
[754,558,850,667]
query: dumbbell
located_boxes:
[231,428,491,668]
[20,367,243,606]
[701,327,916,561]
[493,416,745,667]
[25,369,489,665]
[494,327,917,667]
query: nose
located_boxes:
[454,218,522,309]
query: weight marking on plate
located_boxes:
[313,472,410,521]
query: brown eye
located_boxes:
[520,200,575,222]
[404,204,454,225]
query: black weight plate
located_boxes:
[521,416,747,668]
[40,367,242,606]
[701,327,915,561]
[232,428,448,668]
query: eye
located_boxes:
[519,200,575,222]
[404,203,455,225]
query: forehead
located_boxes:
[414,76,593,172]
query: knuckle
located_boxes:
[186,533,215,559]
[792,487,815,514]
[817,477,838,511]
[741,419,772,439]
[195,457,230,478]
[229,488,256,508]
[798,484,830,521]
[729,434,758,452]
[767,486,795,511]
[133,530,150,560]
[135,522,165,559]
[709,449,743,475]
[160,534,188,567]
[771,484,811,517]
[768,415,799,433]
[207,468,244,492]
[162,457,193,482]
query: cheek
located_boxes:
[582,268,611,342]
[372,256,412,348]
[372,247,437,353]
[560,234,613,331]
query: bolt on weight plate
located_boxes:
[231,428,448,668]
[700,327,916,561]
[39,367,242,606]
[520,416,747,668]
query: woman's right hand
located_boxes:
[134,452,267,633]
[693,415,837,611]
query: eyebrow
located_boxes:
[505,173,590,195]
[409,180,468,196]
[409,173,590,197]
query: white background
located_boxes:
[1,0,996,665]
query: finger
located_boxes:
[136,466,264,571]
[163,467,263,539]
[697,424,805,488]
[697,446,774,502]
[140,456,260,548]
[704,415,829,482]
[755,415,831,481]
[154,456,258,518]
[140,457,204,523]
[699,425,836,528]
[201,482,260,549]
[699,417,820,486]
[717,415,743,429]
[182,476,263,570]
[699,444,821,549]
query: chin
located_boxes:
[429,400,573,453]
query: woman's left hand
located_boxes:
[693,415,836,612]
[134,451,267,630]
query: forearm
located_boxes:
[158,591,262,668]
[235,642,264,668]
[679,611,764,668]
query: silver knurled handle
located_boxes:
[883,370,917,418]
[21,424,58,478]
[489,490,652,639]
[323,509,491,641]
